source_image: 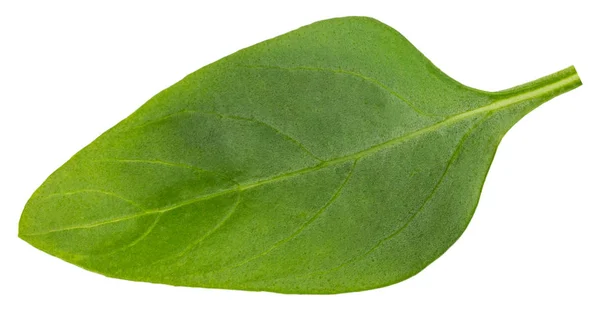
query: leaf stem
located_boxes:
[494,66,582,101]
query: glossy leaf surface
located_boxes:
[19,17,582,293]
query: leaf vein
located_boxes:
[237,63,437,117]
[157,191,242,264]
[203,159,357,275]
[94,158,210,173]
[38,189,145,210]
[197,110,323,162]
[91,214,164,257]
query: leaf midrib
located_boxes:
[22,70,578,236]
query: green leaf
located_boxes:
[19,16,582,294]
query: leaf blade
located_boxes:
[19,17,582,293]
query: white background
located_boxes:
[1,1,598,311]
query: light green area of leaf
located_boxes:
[19,16,582,294]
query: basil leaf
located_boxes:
[19,16,582,294]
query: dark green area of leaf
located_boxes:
[19,16,581,294]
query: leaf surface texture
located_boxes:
[19,17,582,294]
